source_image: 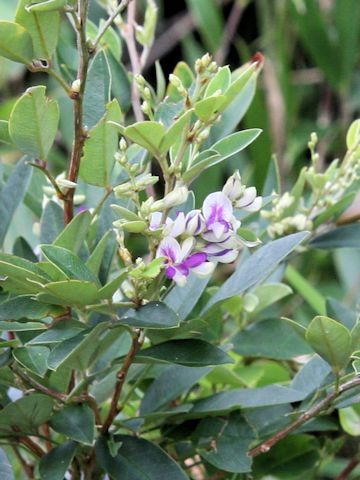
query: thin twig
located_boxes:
[336,457,360,480]
[248,375,360,457]
[28,162,65,200]
[119,0,144,122]
[28,63,72,96]
[92,0,133,50]
[215,1,244,65]
[12,445,34,478]
[12,365,67,402]
[101,329,142,433]
[64,0,91,224]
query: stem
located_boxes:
[29,64,72,96]
[28,162,65,200]
[101,329,142,433]
[12,365,67,402]
[214,0,244,65]
[248,375,360,457]
[12,445,34,478]
[64,0,90,224]
[18,435,45,458]
[120,0,144,122]
[336,456,360,480]
[92,0,133,50]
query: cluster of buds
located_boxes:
[134,74,154,118]
[195,53,218,76]
[147,173,262,286]
[262,128,360,238]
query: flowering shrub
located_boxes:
[0,1,360,479]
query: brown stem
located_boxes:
[336,457,360,480]
[12,365,67,402]
[248,375,360,457]
[214,1,244,65]
[64,0,90,224]
[101,330,142,433]
[19,436,45,458]
[121,0,144,122]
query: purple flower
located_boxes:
[202,192,233,240]
[149,211,163,231]
[156,236,214,286]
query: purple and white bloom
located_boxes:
[235,186,262,212]
[156,236,214,286]
[163,212,186,237]
[203,243,239,263]
[149,211,163,231]
[185,209,206,235]
[202,192,235,240]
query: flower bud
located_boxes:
[185,209,205,235]
[222,171,243,201]
[151,185,188,211]
[114,182,133,198]
[119,138,127,151]
[71,79,81,93]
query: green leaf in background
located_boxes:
[290,356,332,401]
[0,321,47,331]
[339,405,360,436]
[0,157,32,247]
[12,346,50,377]
[83,50,112,129]
[310,224,360,249]
[346,118,360,150]
[285,265,326,315]
[28,320,85,345]
[13,237,38,262]
[191,385,303,415]
[135,339,233,367]
[9,86,59,160]
[166,61,194,101]
[233,319,313,360]
[326,297,357,330]
[119,302,180,329]
[86,230,113,277]
[39,441,77,480]
[140,365,211,414]
[26,0,68,12]
[0,253,49,285]
[0,120,12,144]
[194,94,227,122]
[40,245,100,285]
[40,201,64,244]
[0,394,54,433]
[80,99,121,186]
[203,232,309,313]
[96,435,188,480]
[195,413,254,473]
[0,21,33,64]
[53,210,91,253]
[0,449,14,480]
[15,0,60,59]
[205,66,231,96]
[50,404,95,445]
[306,316,352,372]
[186,0,223,53]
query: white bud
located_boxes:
[71,79,81,93]
[223,170,243,201]
[119,138,127,151]
[151,185,188,211]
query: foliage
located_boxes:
[0,1,360,479]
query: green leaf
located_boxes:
[9,86,59,160]
[119,302,180,329]
[285,265,326,315]
[183,150,221,182]
[47,322,109,370]
[203,232,309,313]
[0,120,12,145]
[39,441,77,480]
[83,50,112,129]
[97,271,127,300]
[306,316,352,372]
[326,297,357,330]
[0,157,32,246]
[13,346,50,377]
[0,449,14,480]
[0,253,50,285]
[196,412,254,473]
[165,272,210,320]
[87,20,121,59]
[290,356,332,400]
[40,200,64,245]
[26,0,68,12]
[160,110,193,154]
[194,94,227,122]
[0,321,47,331]
[347,119,360,149]
[28,320,85,344]
[0,393,54,433]
[0,296,53,320]
[96,435,188,480]
[136,339,233,367]
[0,21,33,64]
[310,224,360,249]
[233,319,312,360]
[252,283,293,314]
[16,0,60,59]
[191,385,303,415]
[124,121,166,159]
[39,280,100,307]
[186,0,223,53]
[80,99,121,186]
[86,230,113,276]
[140,365,211,414]
[40,245,100,285]
[166,61,194,101]
[53,210,92,253]
[205,66,231,96]
[50,404,95,445]
[339,405,360,436]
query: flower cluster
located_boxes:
[151,171,262,286]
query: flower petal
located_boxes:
[191,261,215,277]
[180,237,195,261]
[183,252,207,269]
[157,236,182,263]
[203,192,233,225]
[149,211,162,230]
